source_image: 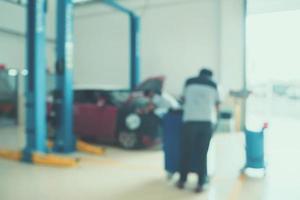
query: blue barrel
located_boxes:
[162,111,199,174]
[244,129,265,169]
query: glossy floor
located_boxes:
[0,117,299,200]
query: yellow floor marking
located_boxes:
[32,153,78,167]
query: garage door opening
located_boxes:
[246,10,300,128]
[246,10,300,180]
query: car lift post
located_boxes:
[23,0,48,161]
[53,0,76,153]
[129,14,140,90]
[103,0,141,90]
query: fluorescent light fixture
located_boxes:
[8,69,18,76]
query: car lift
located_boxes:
[53,0,76,153]
[52,0,141,153]
[23,0,48,161]
[18,0,77,167]
[0,0,138,165]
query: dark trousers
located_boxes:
[179,121,213,186]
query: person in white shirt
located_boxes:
[176,68,220,193]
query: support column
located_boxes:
[129,14,140,90]
[53,0,76,153]
[219,0,247,131]
[241,0,248,130]
[23,0,47,161]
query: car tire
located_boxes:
[118,131,138,149]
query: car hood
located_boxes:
[135,76,165,94]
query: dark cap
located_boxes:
[199,68,213,77]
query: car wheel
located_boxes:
[118,131,138,149]
[125,113,141,131]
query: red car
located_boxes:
[0,67,18,121]
[48,77,180,149]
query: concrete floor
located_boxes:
[0,117,300,200]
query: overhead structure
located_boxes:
[23,0,48,161]
[103,0,141,90]
[53,0,76,153]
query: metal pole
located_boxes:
[53,0,76,153]
[241,0,248,130]
[129,14,140,90]
[15,71,19,125]
[23,0,47,162]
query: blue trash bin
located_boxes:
[243,123,268,170]
[162,110,182,174]
[162,110,199,177]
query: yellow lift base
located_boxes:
[32,153,78,167]
[0,149,78,167]
[76,140,105,155]
[0,140,104,167]
[0,150,22,161]
[47,140,105,156]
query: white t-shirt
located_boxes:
[183,77,220,123]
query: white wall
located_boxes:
[0,1,56,71]
[220,0,245,92]
[0,1,57,126]
[74,9,130,89]
[140,0,221,95]
[74,0,245,96]
[74,0,220,95]
[0,2,26,69]
[0,0,246,96]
